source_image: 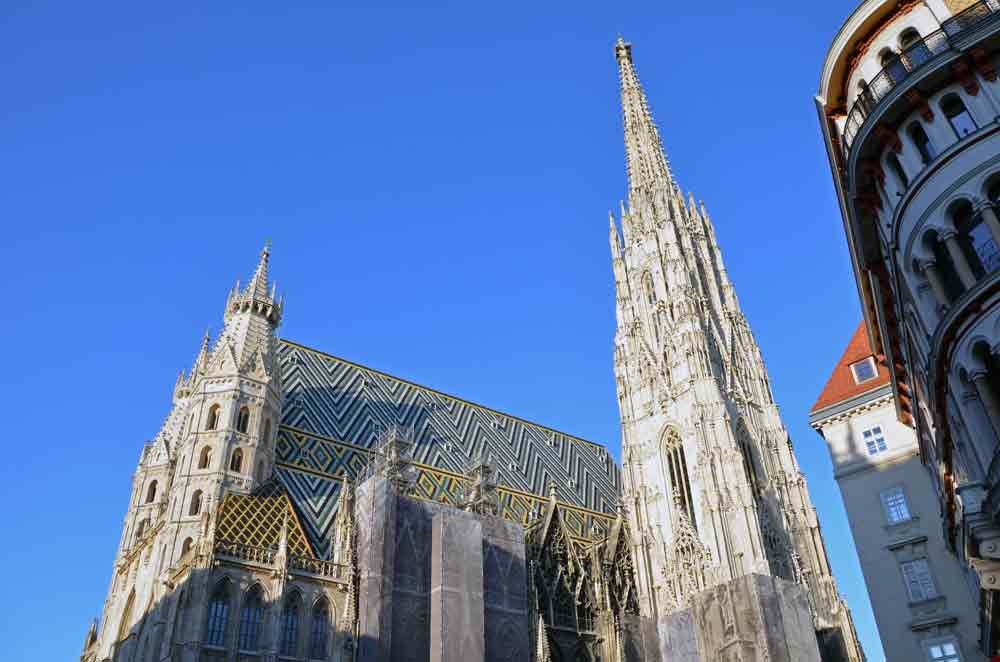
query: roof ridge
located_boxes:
[279,338,610,452]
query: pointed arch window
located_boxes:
[189,490,203,517]
[230,449,244,473]
[205,581,230,647]
[198,446,212,470]
[280,592,301,656]
[309,598,330,659]
[206,404,221,431]
[117,590,136,643]
[662,428,696,528]
[181,537,194,556]
[237,406,250,434]
[238,586,264,651]
[263,419,272,447]
[145,480,158,504]
[552,575,576,628]
[737,425,762,499]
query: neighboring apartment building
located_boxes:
[811,322,978,662]
[817,0,1000,655]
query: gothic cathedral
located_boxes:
[81,39,864,662]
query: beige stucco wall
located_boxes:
[816,395,979,662]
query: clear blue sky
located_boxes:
[1,1,883,659]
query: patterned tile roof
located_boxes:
[811,321,891,414]
[215,481,314,558]
[274,339,622,558]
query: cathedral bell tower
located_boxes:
[609,39,862,660]
[91,246,284,662]
[173,243,284,513]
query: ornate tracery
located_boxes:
[662,427,696,528]
[661,490,717,612]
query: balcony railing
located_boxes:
[841,0,1000,156]
[214,540,348,579]
[214,540,276,565]
[288,554,346,579]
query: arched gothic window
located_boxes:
[263,419,272,447]
[237,407,250,434]
[205,581,230,647]
[206,404,221,431]
[145,480,158,504]
[135,518,149,541]
[198,446,212,469]
[189,490,203,517]
[942,94,977,138]
[280,592,301,656]
[117,590,136,643]
[662,428,696,528]
[309,598,330,659]
[230,449,244,473]
[238,586,264,651]
[552,575,576,628]
[181,537,193,556]
[737,424,762,499]
[257,461,266,483]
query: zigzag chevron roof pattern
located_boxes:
[273,340,621,558]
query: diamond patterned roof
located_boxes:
[215,481,314,558]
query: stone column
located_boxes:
[430,510,485,662]
[979,201,1000,249]
[920,260,951,307]
[941,230,977,288]
[972,370,1000,439]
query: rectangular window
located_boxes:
[881,487,911,524]
[926,638,961,661]
[862,425,888,455]
[901,558,938,602]
[851,357,877,383]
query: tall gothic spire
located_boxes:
[245,242,272,301]
[225,242,283,326]
[615,36,675,198]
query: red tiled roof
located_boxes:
[810,321,891,414]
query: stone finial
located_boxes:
[225,244,282,326]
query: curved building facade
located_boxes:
[817,0,1000,656]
